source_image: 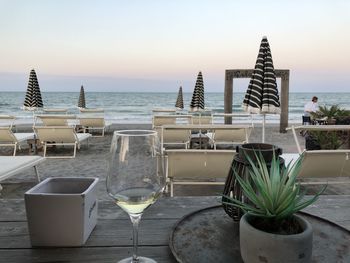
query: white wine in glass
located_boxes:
[107,130,165,263]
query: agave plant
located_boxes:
[222,152,325,226]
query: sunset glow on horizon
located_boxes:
[0,0,350,92]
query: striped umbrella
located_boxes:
[23,69,43,110]
[78,85,86,108]
[175,86,184,110]
[190,71,204,112]
[242,36,280,142]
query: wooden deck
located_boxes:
[0,195,349,262]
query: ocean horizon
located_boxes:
[1,91,350,124]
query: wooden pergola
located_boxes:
[224,69,290,133]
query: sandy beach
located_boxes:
[0,123,348,199]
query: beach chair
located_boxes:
[152,115,192,128]
[35,115,77,127]
[34,126,91,158]
[298,150,350,184]
[0,127,35,156]
[43,108,69,114]
[161,126,191,149]
[191,115,213,125]
[152,108,176,115]
[209,127,251,150]
[79,108,104,114]
[0,115,16,128]
[79,117,106,137]
[282,150,350,185]
[165,149,236,196]
[0,156,45,189]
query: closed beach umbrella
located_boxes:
[190,71,204,112]
[78,85,86,108]
[23,69,43,110]
[242,36,280,142]
[175,86,184,110]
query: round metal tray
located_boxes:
[169,205,350,263]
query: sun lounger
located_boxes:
[208,127,251,150]
[161,127,191,149]
[42,108,69,114]
[0,155,45,191]
[191,115,213,125]
[35,115,77,127]
[165,149,236,196]
[0,115,16,128]
[152,108,177,114]
[79,117,106,137]
[0,127,35,156]
[34,126,91,158]
[282,150,350,185]
[79,108,104,114]
[152,115,192,128]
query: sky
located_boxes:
[0,0,349,93]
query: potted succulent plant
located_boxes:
[222,152,325,263]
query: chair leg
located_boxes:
[43,143,47,157]
[33,166,40,182]
[73,143,77,158]
[170,182,174,197]
[13,144,16,156]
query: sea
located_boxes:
[0,92,349,124]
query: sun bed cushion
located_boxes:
[76,133,92,143]
[14,133,35,142]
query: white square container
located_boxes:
[25,177,99,247]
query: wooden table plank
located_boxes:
[0,247,176,263]
[0,195,349,262]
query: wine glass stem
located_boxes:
[130,214,142,263]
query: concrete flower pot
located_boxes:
[240,213,313,263]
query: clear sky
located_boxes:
[0,0,349,92]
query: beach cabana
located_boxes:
[242,36,280,142]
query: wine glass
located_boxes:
[107,130,166,263]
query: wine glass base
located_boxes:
[118,256,157,263]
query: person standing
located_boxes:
[304,96,319,116]
[302,96,319,125]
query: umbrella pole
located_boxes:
[262,114,266,143]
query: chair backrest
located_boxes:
[166,149,236,180]
[152,108,176,115]
[0,127,16,143]
[79,108,104,113]
[192,115,213,125]
[0,115,16,128]
[162,128,191,144]
[43,108,68,114]
[35,126,77,143]
[298,150,350,178]
[214,128,249,143]
[79,117,105,127]
[152,115,192,128]
[36,115,76,126]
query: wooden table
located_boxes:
[0,196,349,262]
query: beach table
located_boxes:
[0,195,348,262]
